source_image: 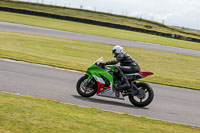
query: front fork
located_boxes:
[85,74,95,88]
[85,74,92,83]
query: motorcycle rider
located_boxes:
[100,45,140,91]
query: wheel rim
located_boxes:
[133,87,149,103]
[80,79,95,95]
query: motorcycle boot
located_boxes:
[115,69,131,91]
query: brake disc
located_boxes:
[136,88,146,99]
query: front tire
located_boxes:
[76,75,97,97]
[128,82,154,107]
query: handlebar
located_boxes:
[95,62,105,69]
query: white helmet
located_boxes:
[112,45,123,57]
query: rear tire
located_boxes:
[128,82,154,107]
[76,75,97,97]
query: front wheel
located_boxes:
[128,82,154,107]
[76,75,97,97]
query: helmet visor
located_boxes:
[112,49,116,57]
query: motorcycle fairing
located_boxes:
[93,75,124,100]
[86,64,114,84]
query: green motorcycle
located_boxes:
[76,57,154,107]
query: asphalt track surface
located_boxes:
[0,59,200,127]
[0,21,200,57]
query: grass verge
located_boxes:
[0,31,199,90]
[0,11,200,51]
[0,91,200,133]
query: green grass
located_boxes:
[0,11,200,51]
[1,0,200,39]
[0,31,200,90]
[0,91,200,133]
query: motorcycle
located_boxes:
[76,57,154,107]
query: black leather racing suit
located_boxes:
[105,52,140,74]
[104,52,140,91]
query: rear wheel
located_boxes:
[128,82,154,107]
[76,75,97,97]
